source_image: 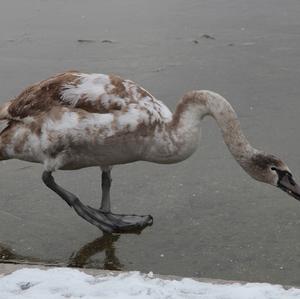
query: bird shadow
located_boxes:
[68,233,123,270]
[0,233,124,270]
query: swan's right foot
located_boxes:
[74,202,153,233]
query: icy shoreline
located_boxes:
[0,267,299,299]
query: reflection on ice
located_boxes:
[0,233,123,270]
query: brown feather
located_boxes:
[8,71,80,118]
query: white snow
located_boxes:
[0,268,299,299]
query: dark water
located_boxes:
[0,0,300,286]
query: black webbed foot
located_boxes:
[42,171,153,234]
[72,199,153,233]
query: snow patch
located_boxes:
[0,268,299,299]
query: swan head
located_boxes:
[248,153,300,201]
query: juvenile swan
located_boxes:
[0,71,299,233]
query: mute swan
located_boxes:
[0,71,299,233]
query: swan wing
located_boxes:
[2,71,172,123]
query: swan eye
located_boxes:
[271,167,279,173]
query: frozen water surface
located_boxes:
[0,0,300,287]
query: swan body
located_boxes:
[0,71,197,169]
[0,71,299,233]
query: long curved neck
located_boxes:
[171,90,259,166]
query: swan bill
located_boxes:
[277,171,300,201]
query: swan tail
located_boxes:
[0,119,10,161]
[0,119,9,134]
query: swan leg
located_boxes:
[42,171,153,233]
[100,169,111,212]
